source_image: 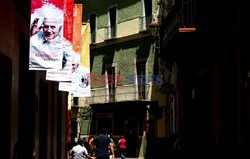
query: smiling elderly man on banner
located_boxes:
[29,1,64,70]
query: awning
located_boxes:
[90,100,156,112]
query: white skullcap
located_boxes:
[33,4,63,23]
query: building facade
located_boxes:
[0,0,68,158]
[74,0,170,157]
[161,0,250,153]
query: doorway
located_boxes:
[0,53,12,159]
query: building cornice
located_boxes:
[90,31,151,50]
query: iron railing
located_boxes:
[105,25,117,40]
[139,15,153,31]
[90,32,96,44]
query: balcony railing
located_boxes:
[162,0,197,46]
[139,15,153,31]
[105,25,117,40]
[109,90,115,102]
[180,0,196,28]
[91,32,96,44]
[83,84,150,104]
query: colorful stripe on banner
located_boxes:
[63,0,74,42]
[73,4,83,54]
[80,23,90,69]
[31,0,64,13]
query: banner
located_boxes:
[58,52,80,91]
[45,42,73,81]
[73,23,91,97]
[29,0,64,70]
[59,4,83,91]
[31,0,64,13]
[63,0,74,43]
[46,0,74,81]
[72,4,83,53]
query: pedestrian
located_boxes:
[107,134,117,159]
[70,138,92,159]
[118,136,126,159]
[88,136,95,156]
[92,128,115,159]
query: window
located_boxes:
[97,117,112,134]
[140,0,153,31]
[137,61,146,99]
[107,6,117,39]
[144,0,153,24]
[89,13,96,43]
[107,66,116,102]
[73,97,78,106]
[166,0,174,10]
[96,113,113,135]
[181,0,196,27]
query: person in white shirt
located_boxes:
[70,139,92,159]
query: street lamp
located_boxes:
[149,21,161,51]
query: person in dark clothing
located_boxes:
[92,128,115,159]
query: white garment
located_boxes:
[71,145,88,159]
[29,31,64,70]
[46,40,73,82]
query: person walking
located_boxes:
[92,128,115,159]
[70,139,92,159]
[107,134,117,159]
[88,136,95,156]
[118,136,126,159]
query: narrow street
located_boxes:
[1,0,249,159]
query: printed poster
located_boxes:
[59,4,83,91]
[58,52,80,91]
[46,0,74,81]
[73,23,91,97]
[29,0,64,70]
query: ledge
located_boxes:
[179,27,196,32]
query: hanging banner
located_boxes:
[63,0,74,43]
[31,0,64,13]
[73,23,91,97]
[45,41,73,81]
[59,52,80,91]
[46,0,74,81]
[72,4,83,53]
[59,4,83,91]
[29,0,64,70]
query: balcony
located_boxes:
[139,15,153,32]
[162,0,197,47]
[105,25,117,40]
[90,32,96,44]
[81,84,150,105]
